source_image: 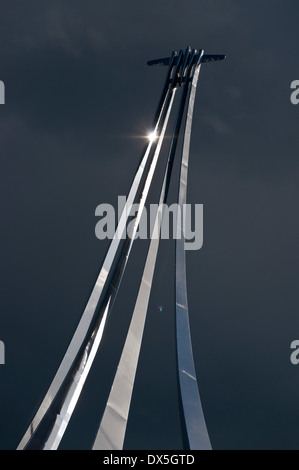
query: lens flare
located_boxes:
[147,131,157,142]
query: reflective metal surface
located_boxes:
[93,159,170,450]
[18,47,225,450]
[17,56,177,451]
[93,48,214,451]
[175,50,212,450]
[92,87,182,449]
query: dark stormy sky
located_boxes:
[1,0,299,450]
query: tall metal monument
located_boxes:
[17,47,225,450]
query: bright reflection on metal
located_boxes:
[17,46,225,451]
[147,130,157,142]
[92,89,179,448]
[17,50,178,451]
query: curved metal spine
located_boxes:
[92,95,180,451]
[175,51,211,450]
[92,163,167,450]
[17,55,177,451]
[92,48,210,452]
[17,47,225,451]
[91,52,191,450]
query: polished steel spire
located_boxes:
[18,48,225,450]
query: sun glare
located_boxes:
[147,131,157,142]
